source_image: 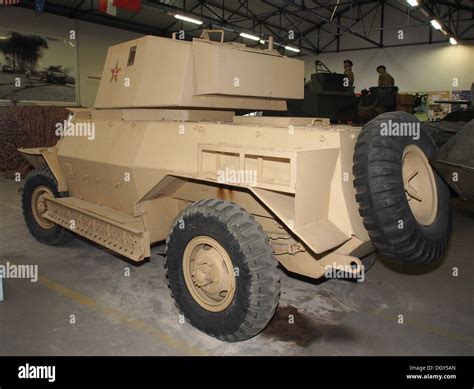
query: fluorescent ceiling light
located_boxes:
[174,14,203,25]
[240,32,260,41]
[430,20,442,30]
[259,39,265,44]
[449,37,458,45]
[406,0,418,7]
[285,45,300,53]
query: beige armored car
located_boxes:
[19,31,450,342]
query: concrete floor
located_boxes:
[0,176,473,356]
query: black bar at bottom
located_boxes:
[0,356,471,388]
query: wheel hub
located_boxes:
[402,144,438,226]
[192,261,214,287]
[37,201,47,214]
[183,236,236,312]
[31,186,54,229]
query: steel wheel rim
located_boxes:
[31,186,54,229]
[402,144,438,226]
[183,236,236,312]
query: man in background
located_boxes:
[377,65,395,86]
[343,59,354,87]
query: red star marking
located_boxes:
[110,61,121,83]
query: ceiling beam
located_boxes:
[300,1,380,37]
[17,0,166,36]
[318,3,381,52]
[432,0,474,13]
[13,0,472,55]
[145,0,319,53]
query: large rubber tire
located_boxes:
[353,112,450,264]
[22,166,74,246]
[165,199,280,342]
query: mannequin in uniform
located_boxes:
[377,65,395,87]
[343,59,354,87]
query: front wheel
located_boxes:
[165,199,280,342]
[22,166,74,246]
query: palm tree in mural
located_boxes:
[0,32,48,73]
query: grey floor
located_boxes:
[0,177,473,356]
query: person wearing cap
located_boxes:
[343,59,354,87]
[377,65,395,87]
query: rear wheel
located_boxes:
[353,112,450,264]
[165,199,280,342]
[22,166,74,246]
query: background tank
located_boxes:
[287,60,358,122]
